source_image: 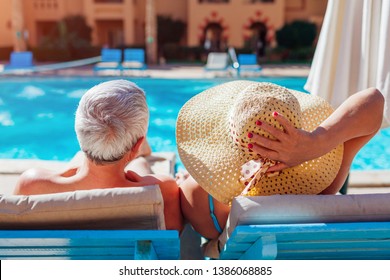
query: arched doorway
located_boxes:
[203,23,224,52]
[249,22,267,57]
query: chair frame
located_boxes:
[0,229,180,260]
[220,222,390,260]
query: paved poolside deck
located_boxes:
[0,63,389,195]
[0,62,312,78]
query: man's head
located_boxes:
[75,79,149,165]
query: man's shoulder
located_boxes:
[21,167,58,181]
[14,168,59,195]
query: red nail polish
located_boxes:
[256,120,262,126]
[273,111,278,117]
[248,143,253,149]
[247,132,253,138]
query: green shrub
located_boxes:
[162,44,203,62]
[287,46,315,61]
[32,48,71,62]
[157,16,186,46]
[69,46,101,59]
[36,15,93,61]
[38,15,92,50]
[276,20,317,49]
[157,16,188,61]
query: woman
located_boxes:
[177,81,384,239]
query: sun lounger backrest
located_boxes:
[238,54,257,65]
[101,48,122,62]
[8,51,33,68]
[205,52,229,70]
[0,185,165,230]
[124,48,145,63]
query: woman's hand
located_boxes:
[249,112,326,172]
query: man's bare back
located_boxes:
[14,154,183,231]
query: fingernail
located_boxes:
[273,111,278,117]
[247,132,253,138]
[256,120,262,126]
[248,143,253,149]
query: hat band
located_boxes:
[239,158,279,195]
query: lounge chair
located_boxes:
[4,51,34,71]
[0,185,180,260]
[0,152,180,260]
[204,52,231,77]
[237,53,262,76]
[94,48,122,74]
[122,48,147,70]
[206,194,390,260]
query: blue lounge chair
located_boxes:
[0,230,179,260]
[216,194,390,260]
[4,51,34,70]
[94,48,122,74]
[122,48,147,70]
[0,185,180,260]
[220,222,390,260]
[237,53,262,76]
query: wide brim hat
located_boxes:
[176,80,344,204]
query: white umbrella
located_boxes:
[305,0,390,128]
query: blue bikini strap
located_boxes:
[208,194,223,234]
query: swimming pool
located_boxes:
[0,76,389,171]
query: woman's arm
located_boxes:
[250,87,384,172]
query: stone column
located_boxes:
[145,0,157,65]
[12,0,27,52]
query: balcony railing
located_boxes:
[198,0,230,3]
[33,0,59,10]
[94,0,124,3]
[244,0,275,3]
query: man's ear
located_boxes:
[131,136,145,157]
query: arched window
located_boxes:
[203,23,224,52]
[249,22,267,57]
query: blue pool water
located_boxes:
[0,76,389,171]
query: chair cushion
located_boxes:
[0,185,165,230]
[122,61,144,68]
[219,193,390,248]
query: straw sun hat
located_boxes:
[176,80,344,204]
